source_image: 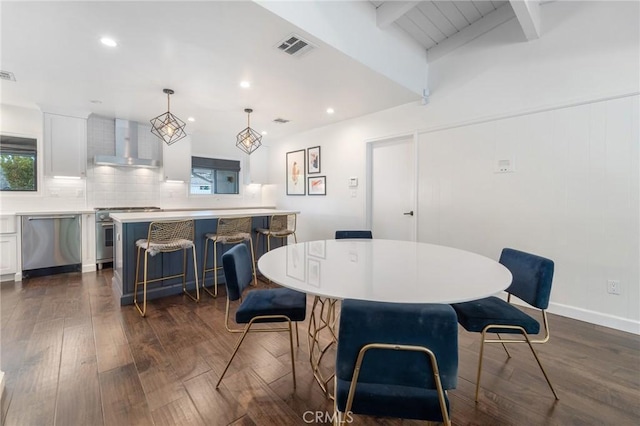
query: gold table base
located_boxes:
[307,296,339,399]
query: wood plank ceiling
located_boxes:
[370,1,509,50]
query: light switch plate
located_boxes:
[349,177,358,187]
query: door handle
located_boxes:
[403,211,414,216]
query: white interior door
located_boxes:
[367,135,416,241]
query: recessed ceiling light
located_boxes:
[240,81,251,88]
[261,131,267,135]
[187,117,195,122]
[100,37,118,47]
[326,107,335,114]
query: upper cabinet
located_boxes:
[248,145,270,184]
[162,134,191,182]
[44,112,88,178]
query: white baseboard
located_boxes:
[549,302,640,335]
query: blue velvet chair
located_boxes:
[215,244,306,390]
[335,230,373,239]
[334,299,458,425]
[451,248,558,402]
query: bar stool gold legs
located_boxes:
[133,219,200,317]
[202,217,258,297]
[254,213,298,269]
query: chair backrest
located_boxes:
[216,216,252,237]
[269,214,296,233]
[335,230,373,239]
[500,248,554,310]
[147,220,194,246]
[222,244,254,301]
[336,299,458,390]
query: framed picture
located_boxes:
[308,176,326,195]
[286,149,305,195]
[307,146,321,174]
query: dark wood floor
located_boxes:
[1,270,639,425]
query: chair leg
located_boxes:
[523,333,559,400]
[202,237,218,297]
[248,239,258,287]
[216,323,253,388]
[213,240,219,297]
[475,331,488,402]
[133,247,145,317]
[477,329,559,402]
[295,322,299,347]
[182,246,200,302]
[288,319,297,389]
[133,251,149,317]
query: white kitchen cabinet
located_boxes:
[162,134,191,182]
[248,145,269,184]
[44,112,87,178]
[0,215,17,279]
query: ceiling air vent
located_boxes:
[0,70,16,81]
[276,34,315,57]
[273,118,290,124]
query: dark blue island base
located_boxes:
[111,210,296,306]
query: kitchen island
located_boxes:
[110,208,299,305]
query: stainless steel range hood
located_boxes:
[94,119,160,168]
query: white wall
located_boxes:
[269,1,640,332]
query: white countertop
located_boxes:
[110,208,300,223]
[14,210,94,216]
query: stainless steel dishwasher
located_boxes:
[21,214,81,273]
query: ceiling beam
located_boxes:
[427,3,515,63]
[376,1,421,29]
[509,0,541,40]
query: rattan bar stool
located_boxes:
[134,219,199,317]
[202,216,257,297]
[255,213,297,255]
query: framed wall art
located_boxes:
[307,146,321,174]
[286,149,306,195]
[308,175,326,196]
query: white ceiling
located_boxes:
[0,1,542,147]
[0,1,421,144]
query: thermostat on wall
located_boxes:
[349,177,358,187]
[494,158,515,173]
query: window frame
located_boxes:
[0,134,38,192]
[190,156,241,196]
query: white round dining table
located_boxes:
[258,239,512,304]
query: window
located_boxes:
[190,156,240,195]
[0,135,37,191]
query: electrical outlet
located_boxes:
[607,280,621,295]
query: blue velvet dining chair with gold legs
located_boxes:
[334,299,458,425]
[451,248,559,402]
[335,230,372,239]
[215,244,306,390]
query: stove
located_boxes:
[95,207,161,267]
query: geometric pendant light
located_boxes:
[150,88,187,145]
[235,108,262,155]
